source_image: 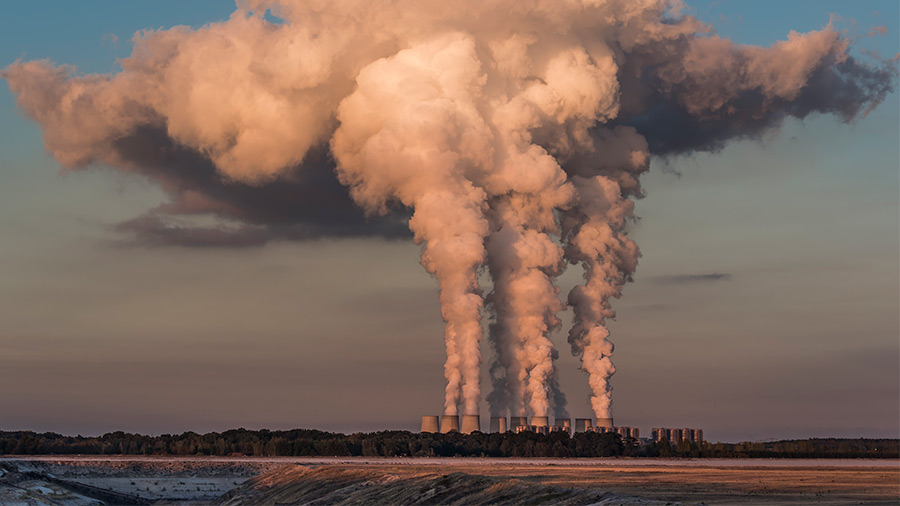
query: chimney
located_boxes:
[460,414,481,434]
[420,415,439,433]
[440,415,460,433]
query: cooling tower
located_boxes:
[420,415,439,433]
[596,417,613,428]
[532,416,549,427]
[489,416,507,433]
[440,415,460,433]
[510,416,528,429]
[574,418,593,432]
[460,414,481,434]
[560,419,571,428]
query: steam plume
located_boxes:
[486,192,571,418]
[330,34,492,414]
[3,0,894,420]
[562,174,641,419]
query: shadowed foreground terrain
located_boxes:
[215,462,899,506]
[213,466,666,505]
[1,457,897,505]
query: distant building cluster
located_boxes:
[421,415,699,444]
[515,425,547,435]
[586,425,639,440]
[651,428,704,443]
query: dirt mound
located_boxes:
[213,465,676,505]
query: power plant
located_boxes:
[440,415,459,433]
[421,414,484,434]
[460,415,481,434]
[420,414,703,444]
[420,416,439,433]
[510,416,528,431]
[587,425,640,439]
[651,428,704,443]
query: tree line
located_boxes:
[0,429,895,458]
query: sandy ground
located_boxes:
[338,462,899,505]
[2,456,897,505]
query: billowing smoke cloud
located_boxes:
[330,34,493,415]
[4,0,895,420]
[486,193,572,419]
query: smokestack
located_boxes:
[596,417,613,429]
[460,414,481,434]
[575,418,593,432]
[532,416,549,427]
[440,415,460,433]
[489,416,507,433]
[420,415,439,433]
[509,416,528,430]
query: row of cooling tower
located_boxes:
[420,415,614,434]
[651,427,704,443]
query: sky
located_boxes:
[0,1,897,443]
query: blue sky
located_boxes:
[0,1,897,441]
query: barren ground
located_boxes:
[1,456,896,505]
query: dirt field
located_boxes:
[331,462,898,505]
[2,456,897,505]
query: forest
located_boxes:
[0,429,896,458]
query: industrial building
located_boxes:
[651,427,703,443]
[420,415,439,433]
[617,426,639,440]
[420,415,483,434]
[460,415,481,434]
[515,424,550,435]
[574,418,592,432]
[587,425,639,440]
[421,415,702,444]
